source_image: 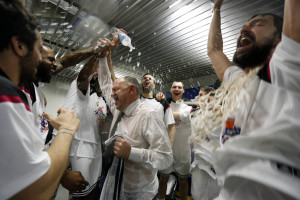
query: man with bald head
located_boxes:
[97,50,173,199]
[19,44,102,143]
[18,44,108,196]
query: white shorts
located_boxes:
[160,143,191,177]
[70,156,102,197]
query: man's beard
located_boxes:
[19,51,39,83]
[233,38,274,70]
[142,85,153,94]
[37,62,52,83]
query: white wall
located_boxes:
[40,76,72,117]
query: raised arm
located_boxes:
[54,47,94,74]
[207,0,232,81]
[76,55,99,95]
[54,41,110,74]
[283,0,300,43]
[269,0,300,93]
[106,50,117,82]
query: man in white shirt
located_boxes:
[201,0,300,199]
[97,49,173,199]
[19,43,109,196]
[0,1,80,199]
[60,55,108,199]
[140,73,176,148]
[157,81,193,200]
[103,51,176,148]
[206,0,283,144]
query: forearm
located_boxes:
[283,0,300,43]
[11,132,74,200]
[207,5,232,81]
[55,47,95,74]
[77,56,99,94]
[107,54,116,82]
[98,57,115,113]
[207,8,223,55]
[168,124,176,148]
[129,146,173,171]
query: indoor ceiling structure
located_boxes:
[25,0,284,90]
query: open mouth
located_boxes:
[173,92,181,97]
[114,97,119,105]
[237,34,254,52]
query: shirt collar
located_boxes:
[140,95,154,100]
[123,98,141,116]
[171,98,184,103]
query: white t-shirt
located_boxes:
[0,77,50,199]
[61,79,107,158]
[19,83,49,143]
[32,84,49,142]
[170,100,193,174]
[215,34,300,200]
[140,96,175,128]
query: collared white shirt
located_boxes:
[98,58,173,198]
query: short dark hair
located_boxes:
[0,0,38,52]
[200,86,214,94]
[142,73,155,82]
[124,76,141,96]
[250,13,283,40]
[172,81,184,89]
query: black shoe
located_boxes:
[165,194,176,200]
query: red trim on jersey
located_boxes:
[190,108,193,113]
[0,94,31,111]
[166,105,170,110]
[18,85,33,101]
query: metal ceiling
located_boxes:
[26,0,284,89]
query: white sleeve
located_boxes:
[128,111,173,170]
[63,79,79,110]
[164,106,175,127]
[223,66,243,84]
[97,58,115,114]
[179,105,192,123]
[0,103,50,199]
[270,34,300,93]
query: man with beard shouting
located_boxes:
[207,0,282,85]
[201,0,300,199]
[207,0,283,144]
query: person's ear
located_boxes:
[11,36,28,57]
[129,84,135,94]
[272,36,280,48]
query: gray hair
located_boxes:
[123,76,141,96]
